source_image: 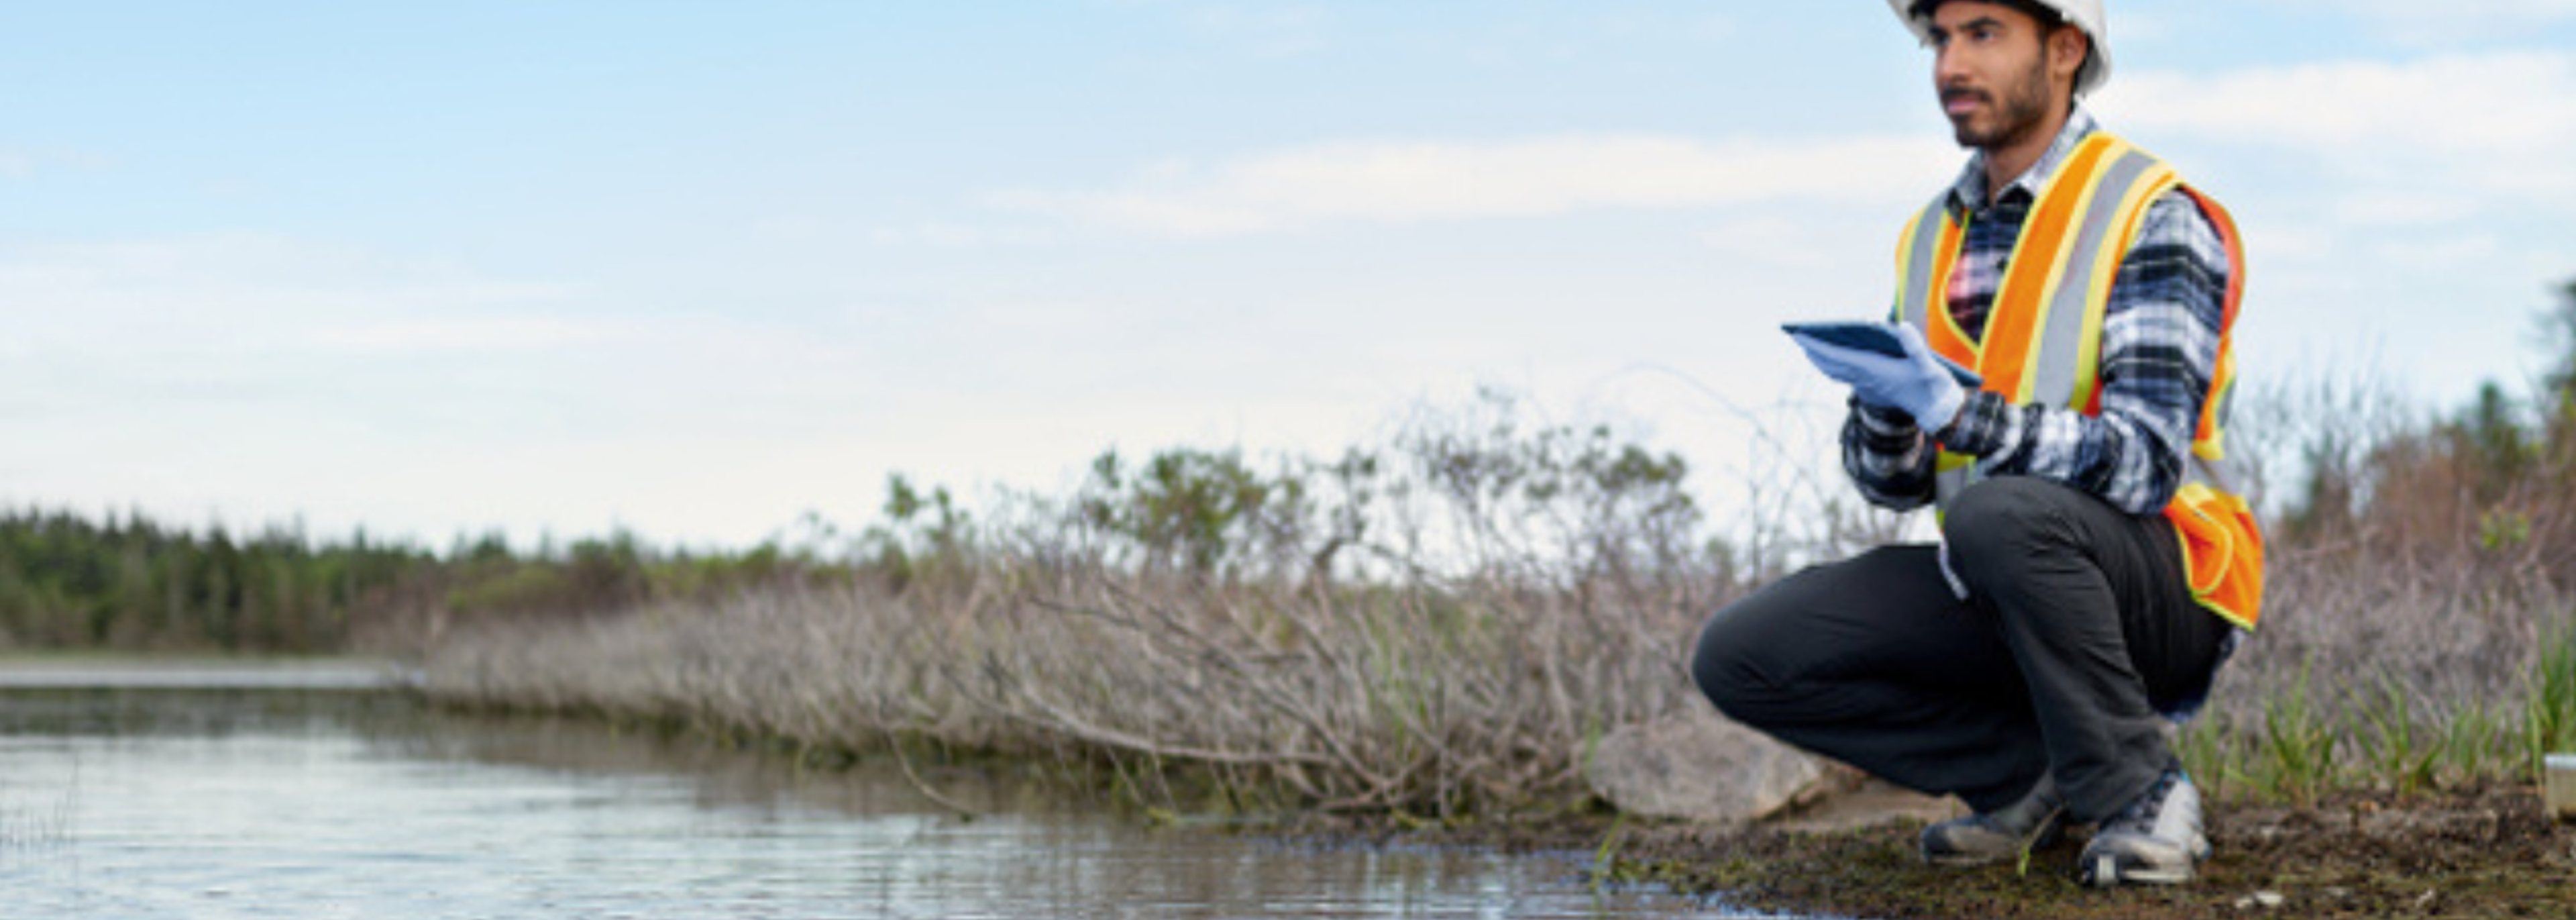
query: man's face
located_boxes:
[1925,2,2064,151]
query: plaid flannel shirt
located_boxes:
[1843,109,2231,517]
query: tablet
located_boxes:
[1781,321,1984,388]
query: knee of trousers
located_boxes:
[1941,476,2079,585]
[1688,603,1786,725]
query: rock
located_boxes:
[2357,807,2502,842]
[1770,776,1955,833]
[1582,706,1825,823]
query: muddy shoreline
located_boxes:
[1338,783,2575,919]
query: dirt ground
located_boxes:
[1383,780,2576,919]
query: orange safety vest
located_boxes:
[1892,132,2265,629]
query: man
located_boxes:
[1688,0,2263,888]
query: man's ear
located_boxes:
[2047,25,2088,85]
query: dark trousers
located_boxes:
[1690,477,2231,822]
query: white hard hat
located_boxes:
[1887,0,2111,97]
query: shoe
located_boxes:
[2078,766,2211,887]
[1921,773,2067,866]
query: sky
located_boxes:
[5,1,2574,551]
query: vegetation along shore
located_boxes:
[7,287,2575,918]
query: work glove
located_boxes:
[1788,322,1968,433]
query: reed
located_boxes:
[2526,615,2576,778]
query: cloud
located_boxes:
[2252,0,2576,42]
[307,316,616,354]
[1182,2,1333,57]
[1099,0,1336,58]
[1699,214,1866,271]
[0,233,588,357]
[864,221,1066,248]
[0,143,111,180]
[2097,52,2576,196]
[0,229,906,521]
[2104,52,2576,152]
[2088,52,2576,416]
[991,134,1958,236]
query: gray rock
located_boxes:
[2357,807,2502,842]
[1583,705,1825,823]
[2233,890,2286,911]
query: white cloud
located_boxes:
[307,316,616,354]
[2096,52,2576,206]
[0,232,916,546]
[0,233,588,357]
[2255,0,2576,42]
[0,142,111,180]
[992,134,1959,236]
[864,221,1065,248]
[2327,191,2483,227]
[2091,52,2576,413]
[1699,213,1863,271]
[1099,0,1336,58]
[1183,2,1332,57]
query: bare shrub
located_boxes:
[421,348,2576,813]
[421,389,1800,815]
[2196,355,2576,793]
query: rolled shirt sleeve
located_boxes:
[1841,398,1937,511]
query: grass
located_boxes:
[2166,604,2576,811]
[2357,673,2438,799]
[419,560,1713,819]
[2526,615,2576,778]
[413,541,2576,822]
[2255,661,2339,806]
[410,382,2576,821]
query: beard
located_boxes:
[1945,52,2055,151]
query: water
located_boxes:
[0,665,1741,919]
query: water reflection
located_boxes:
[0,672,1741,919]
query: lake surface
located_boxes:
[0,664,1776,919]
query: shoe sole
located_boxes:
[2083,854,2193,886]
[2079,837,2210,888]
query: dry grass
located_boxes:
[422,554,1727,817]
[2181,369,2576,803]
[424,392,1784,817]
[419,378,2576,817]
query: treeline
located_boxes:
[2274,280,2576,579]
[0,382,1712,658]
[11,280,2571,660]
[0,511,427,652]
[0,511,827,654]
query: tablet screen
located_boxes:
[1781,321,1984,389]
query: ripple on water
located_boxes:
[0,681,1739,920]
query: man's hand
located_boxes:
[1790,322,1969,433]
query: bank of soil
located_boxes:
[1393,782,2575,919]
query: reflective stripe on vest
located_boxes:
[1891,132,2266,629]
